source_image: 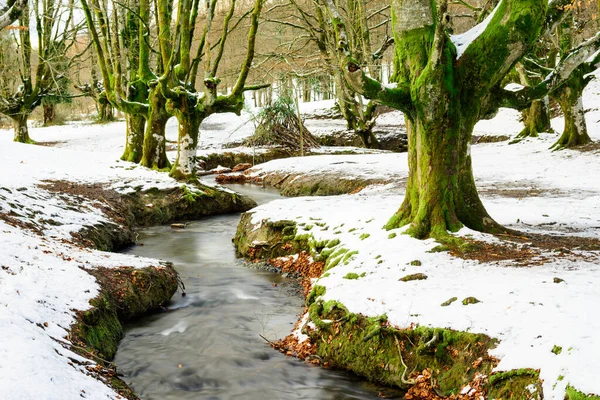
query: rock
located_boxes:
[215,173,248,184]
[171,223,186,229]
[232,163,253,172]
[210,165,232,174]
[553,277,565,284]
[399,273,428,282]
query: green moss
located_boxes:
[344,272,360,280]
[462,297,481,305]
[487,369,542,400]
[307,285,326,306]
[74,295,123,360]
[429,245,449,253]
[410,260,422,266]
[307,299,498,392]
[342,250,359,265]
[565,386,600,400]
[552,345,563,355]
[399,273,428,282]
[326,239,340,248]
[359,233,370,240]
[441,297,458,307]
[388,232,397,239]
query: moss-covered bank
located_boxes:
[198,149,292,170]
[39,180,255,398]
[234,212,599,399]
[255,171,388,197]
[43,180,256,251]
[68,264,178,399]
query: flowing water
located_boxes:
[114,183,400,399]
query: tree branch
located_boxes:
[0,0,27,31]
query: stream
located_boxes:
[114,183,400,399]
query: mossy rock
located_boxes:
[565,386,600,400]
[487,369,542,400]
[399,273,428,282]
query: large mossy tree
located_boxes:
[323,0,600,239]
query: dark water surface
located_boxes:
[115,183,399,399]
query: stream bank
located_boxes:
[113,182,402,399]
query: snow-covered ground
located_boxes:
[241,78,600,399]
[1,71,600,398]
[0,140,198,398]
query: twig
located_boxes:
[395,336,416,385]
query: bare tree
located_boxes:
[0,0,82,142]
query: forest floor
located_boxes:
[1,77,600,399]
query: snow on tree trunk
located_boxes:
[141,84,171,170]
[12,113,32,143]
[169,102,204,181]
[552,75,592,149]
[121,114,145,163]
[553,93,591,149]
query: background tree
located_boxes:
[262,0,393,148]
[0,0,82,142]
[157,0,268,180]
[322,0,600,239]
[41,40,72,125]
[549,2,600,148]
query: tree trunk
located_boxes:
[12,113,32,143]
[98,100,114,122]
[170,107,204,181]
[43,104,55,125]
[551,82,591,149]
[517,98,552,138]
[141,84,171,170]
[357,129,379,149]
[385,114,502,239]
[121,114,145,162]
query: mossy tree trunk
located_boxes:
[324,0,553,238]
[140,84,171,170]
[43,104,56,126]
[551,71,592,149]
[518,99,552,138]
[155,0,265,181]
[98,97,115,122]
[12,112,32,143]
[169,98,205,180]
[122,114,146,162]
[0,0,27,30]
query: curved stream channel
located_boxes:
[115,183,400,399]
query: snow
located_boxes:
[1,69,600,398]
[240,74,600,398]
[0,138,191,398]
[451,1,503,59]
